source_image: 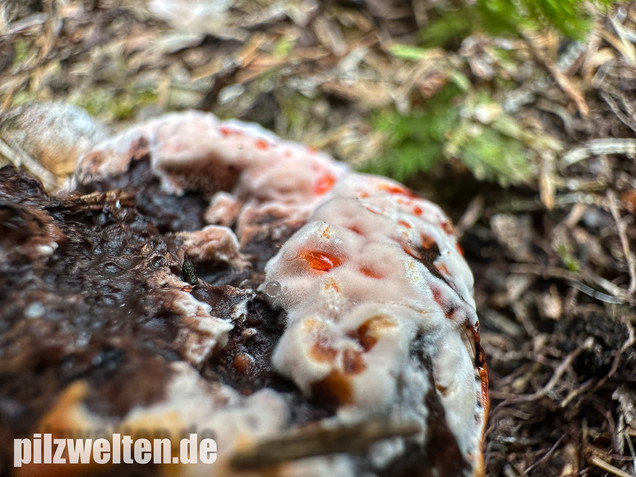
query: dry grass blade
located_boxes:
[561,138,636,167]
[607,190,636,297]
[588,454,635,477]
[0,136,58,191]
[607,13,636,65]
[599,88,636,132]
[508,264,627,304]
[524,32,590,117]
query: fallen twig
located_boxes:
[561,138,636,168]
[508,264,627,304]
[0,136,58,191]
[607,190,636,297]
[230,418,421,469]
[588,454,634,477]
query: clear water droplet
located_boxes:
[264,280,281,298]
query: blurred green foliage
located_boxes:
[367,84,461,181]
[71,83,158,121]
[556,243,582,272]
[11,39,33,67]
[367,0,616,186]
[446,120,532,186]
[421,0,617,46]
[367,85,536,186]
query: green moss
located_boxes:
[556,243,581,272]
[10,90,36,107]
[419,0,618,46]
[366,83,538,186]
[389,44,431,62]
[447,123,533,186]
[71,83,158,121]
[273,37,295,58]
[111,84,159,120]
[364,84,461,181]
[277,90,323,139]
[12,39,33,67]
[75,89,114,118]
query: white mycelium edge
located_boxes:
[75,111,487,476]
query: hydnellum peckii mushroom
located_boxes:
[8,106,488,476]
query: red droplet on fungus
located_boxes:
[254,139,270,150]
[301,250,343,272]
[219,126,242,137]
[314,174,336,195]
[360,267,382,279]
[379,183,417,197]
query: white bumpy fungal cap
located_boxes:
[262,176,485,463]
[75,110,488,476]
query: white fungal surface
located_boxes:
[262,179,484,460]
[75,111,488,476]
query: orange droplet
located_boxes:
[397,219,412,229]
[456,243,464,255]
[360,267,382,279]
[413,205,423,216]
[219,126,242,137]
[302,250,342,272]
[314,173,336,195]
[379,183,417,197]
[254,139,270,150]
